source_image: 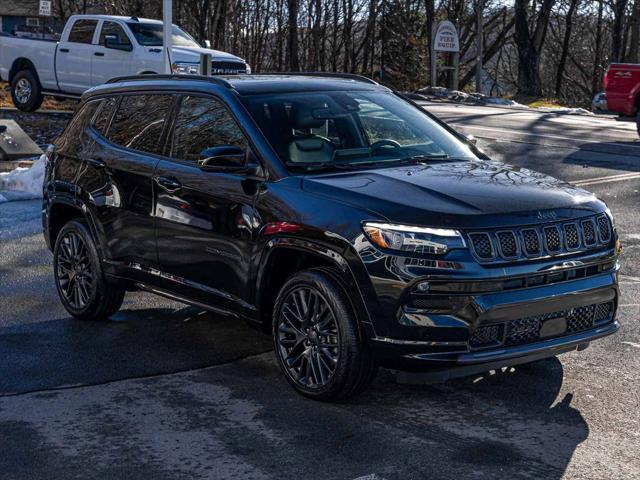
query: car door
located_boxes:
[153,94,261,315]
[91,20,134,85]
[57,19,99,93]
[76,93,175,274]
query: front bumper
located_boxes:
[368,270,619,372]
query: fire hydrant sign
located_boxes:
[39,0,52,16]
[434,21,459,52]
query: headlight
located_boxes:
[363,222,465,254]
[245,63,252,74]
[171,62,199,75]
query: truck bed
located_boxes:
[0,35,58,90]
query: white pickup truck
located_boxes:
[0,14,250,111]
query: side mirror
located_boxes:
[203,39,212,48]
[199,145,247,172]
[105,34,133,52]
[199,146,267,180]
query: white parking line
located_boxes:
[619,275,640,284]
[452,124,640,148]
[573,172,640,186]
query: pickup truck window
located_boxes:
[99,22,131,48]
[171,96,248,164]
[126,22,199,48]
[107,95,174,155]
[68,19,98,44]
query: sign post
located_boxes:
[431,20,460,90]
[163,0,173,74]
[39,1,51,40]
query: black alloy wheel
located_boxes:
[277,286,341,388]
[56,231,93,309]
[53,220,125,320]
[273,269,377,400]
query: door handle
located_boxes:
[94,52,105,57]
[155,176,182,193]
[59,48,69,53]
[86,158,106,169]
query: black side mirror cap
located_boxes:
[199,146,267,181]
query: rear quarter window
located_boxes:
[92,96,118,136]
[107,94,174,155]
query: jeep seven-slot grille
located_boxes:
[469,301,614,349]
[467,215,612,263]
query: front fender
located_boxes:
[255,233,384,338]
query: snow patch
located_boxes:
[414,86,592,115]
[0,154,45,202]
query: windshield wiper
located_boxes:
[286,154,455,172]
[285,161,359,171]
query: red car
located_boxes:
[604,63,640,130]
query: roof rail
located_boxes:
[257,72,378,85]
[105,74,233,89]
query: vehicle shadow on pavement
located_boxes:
[204,353,588,479]
[0,306,273,395]
[564,142,640,171]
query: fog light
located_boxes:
[416,281,430,292]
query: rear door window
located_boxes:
[67,19,98,44]
[107,94,174,155]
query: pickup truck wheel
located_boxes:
[53,220,125,321]
[273,268,377,400]
[11,70,44,112]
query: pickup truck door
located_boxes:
[91,20,134,85]
[56,18,99,94]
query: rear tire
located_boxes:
[53,220,125,320]
[272,268,377,400]
[10,69,44,112]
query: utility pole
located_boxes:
[163,0,173,74]
[475,0,483,93]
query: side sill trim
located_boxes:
[134,281,240,319]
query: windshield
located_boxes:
[126,22,199,47]
[241,90,477,172]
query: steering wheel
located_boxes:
[370,139,402,152]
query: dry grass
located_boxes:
[0,81,76,111]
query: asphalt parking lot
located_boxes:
[1,104,639,479]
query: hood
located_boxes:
[302,160,604,229]
[171,46,246,64]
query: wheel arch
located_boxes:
[255,238,375,337]
[47,198,104,256]
[9,58,40,85]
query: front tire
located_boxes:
[10,69,44,112]
[272,268,377,400]
[53,220,125,320]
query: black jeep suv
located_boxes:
[43,73,620,400]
